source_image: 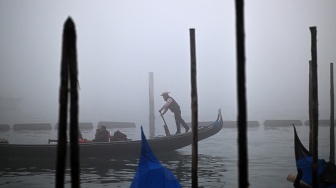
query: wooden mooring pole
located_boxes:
[330,63,335,164]
[189,28,198,188]
[309,26,318,188]
[68,18,80,188]
[309,60,313,153]
[148,72,155,139]
[235,0,249,187]
[55,17,80,188]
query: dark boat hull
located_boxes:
[289,126,336,188]
[0,115,223,159]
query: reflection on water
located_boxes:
[0,125,334,188]
[0,152,227,188]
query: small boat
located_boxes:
[0,110,223,159]
[131,126,181,188]
[287,126,336,188]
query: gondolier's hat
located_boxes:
[160,91,170,96]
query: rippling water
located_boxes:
[0,122,334,188]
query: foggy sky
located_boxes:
[0,1,336,124]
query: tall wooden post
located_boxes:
[235,0,249,187]
[148,72,155,139]
[309,26,318,188]
[189,28,198,188]
[309,60,313,153]
[330,63,335,164]
[68,18,80,188]
[56,17,80,188]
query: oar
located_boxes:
[160,112,170,136]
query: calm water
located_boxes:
[0,119,334,188]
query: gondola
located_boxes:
[287,126,336,188]
[0,110,223,159]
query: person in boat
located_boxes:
[111,130,128,141]
[92,125,110,142]
[159,91,190,134]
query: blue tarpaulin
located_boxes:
[294,126,336,188]
[130,126,181,188]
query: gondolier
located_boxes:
[159,92,190,134]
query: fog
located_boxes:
[0,1,336,125]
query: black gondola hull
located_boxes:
[0,116,223,159]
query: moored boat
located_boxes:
[0,110,223,159]
[287,126,336,188]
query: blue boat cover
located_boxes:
[296,156,328,186]
[293,126,336,188]
[130,127,182,188]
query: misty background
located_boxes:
[0,1,336,126]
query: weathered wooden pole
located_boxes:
[189,28,198,188]
[55,17,80,188]
[68,18,80,188]
[309,26,319,188]
[330,63,335,164]
[309,60,313,153]
[235,0,249,187]
[148,72,155,139]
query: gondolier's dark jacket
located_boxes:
[167,97,181,113]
